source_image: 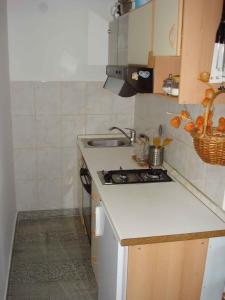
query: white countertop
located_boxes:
[78,135,225,245]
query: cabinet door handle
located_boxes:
[169,24,176,49]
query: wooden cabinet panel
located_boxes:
[128,2,153,65]
[152,0,225,103]
[179,0,224,103]
[153,0,182,56]
[127,239,208,300]
[91,182,101,280]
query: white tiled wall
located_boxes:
[134,94,225,209]
[11,81,135,211]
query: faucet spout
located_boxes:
[109,126,136,145]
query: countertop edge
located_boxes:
[77,135,225,245]
[120,229,225,246]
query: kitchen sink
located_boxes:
[82,138,131,148]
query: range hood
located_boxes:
[103,65,153,97]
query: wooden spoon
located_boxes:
[153,137,161,147]
[162,138,173,147]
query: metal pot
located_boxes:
[148,145,164,167]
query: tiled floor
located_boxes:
[7,214,98,300]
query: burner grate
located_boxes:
[98,168,173,185]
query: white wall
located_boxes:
[7,0,113,81]
[10,81,134,211]
[0,0,17,298]
[7,0,136,211]
[134,94,225,210]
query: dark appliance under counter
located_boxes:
[80,162,92,243]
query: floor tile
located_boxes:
[7,215,97,300]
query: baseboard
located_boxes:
[4,212,17,300]
[17,208,80,221]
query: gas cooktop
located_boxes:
[97,168,173,185]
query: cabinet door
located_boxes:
[200,237,225,300]
[108,19,119,65]
[97,204,127,300]
[153,0,182,56]
[98,208,119,300]
[118,14,129,65]
[127,239,208,300]
[128,2,153,65]
[91,182,101,279]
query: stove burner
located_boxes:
[98,168,173,185]
[119,173,128,181]
[143,173,160,180]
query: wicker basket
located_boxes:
[192,133,225,165]
[191,90,225,166]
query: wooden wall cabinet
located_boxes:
[108,0,225,103]
[153,0,225,104]
[153,0,182,56]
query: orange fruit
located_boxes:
[206,126,212,135]
[217,124,225,133]
[205,88,215,100]
[170,116,181,128]
[199,72,210,82]
[180,110,190,120]
[184,122,195,133]
[219,117,225,125]
[196,116,204,127]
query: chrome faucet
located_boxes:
[109,126,136,145]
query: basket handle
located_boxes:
[202,89,225,137]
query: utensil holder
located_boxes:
[148,146,164,167]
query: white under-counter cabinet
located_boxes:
[153,0,183,56]
[91,184,225,300]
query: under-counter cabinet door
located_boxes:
[108,19,119,65]
[200,237,225,300]
[91,182,101,279]
[126,239,208,300]
[153,0,183,56]
[97,204,127,300]
[128,2,153,65]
